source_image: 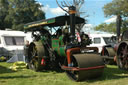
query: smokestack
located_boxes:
[69,6,76,43]
[116,15,122,42]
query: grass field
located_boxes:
[0,62,128,85]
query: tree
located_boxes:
[73,0,86,32]
[0,0,9,30]
[56,0,85,17]
[73,0,85,17]
[103,0,128,17]
[0,0,45,30]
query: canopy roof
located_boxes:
[24,15,85,30]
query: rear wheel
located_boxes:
[101,47,115,65]
[117,42,128,70]
[101,50,110,64]
[28,42,45,71]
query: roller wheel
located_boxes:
[65,54,104,81]
[101,49,110,64]
[117,42,128,70]
[101,47,115,65]
[28,42,45,71]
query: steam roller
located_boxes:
[24,5,105,81]
[28,41,105,81]
[100,15,128,67]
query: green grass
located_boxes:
[0,62,128,85]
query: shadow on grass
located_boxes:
[38,67,64,73]
[86,65,128,83]
[0,75,36,79]
[0,65,15,74]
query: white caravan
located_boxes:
[87,34,116,53]
[0,30,32,59]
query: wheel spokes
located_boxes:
[119,44,128,69]
[31,47,37,57]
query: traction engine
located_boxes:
[101,15,128,70]
[24,6,105,81]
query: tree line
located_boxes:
[0,0,45,30]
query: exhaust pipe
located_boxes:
[116,15,122,42]
[69,6,76,43]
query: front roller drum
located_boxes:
[63,54,105,81]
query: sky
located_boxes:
[35,0,116,33]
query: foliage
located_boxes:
[0,56,6,61]
[94,23,116,33]
[103,0,128,17]
[0,0,9,30]
[121,19,128,32]
[0,0,45,30]
[94,19,128,33]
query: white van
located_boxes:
[0,30,32,59]
[87,34,116,53]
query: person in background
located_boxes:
[24,40,29,63]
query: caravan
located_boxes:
[0,30,32,61]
